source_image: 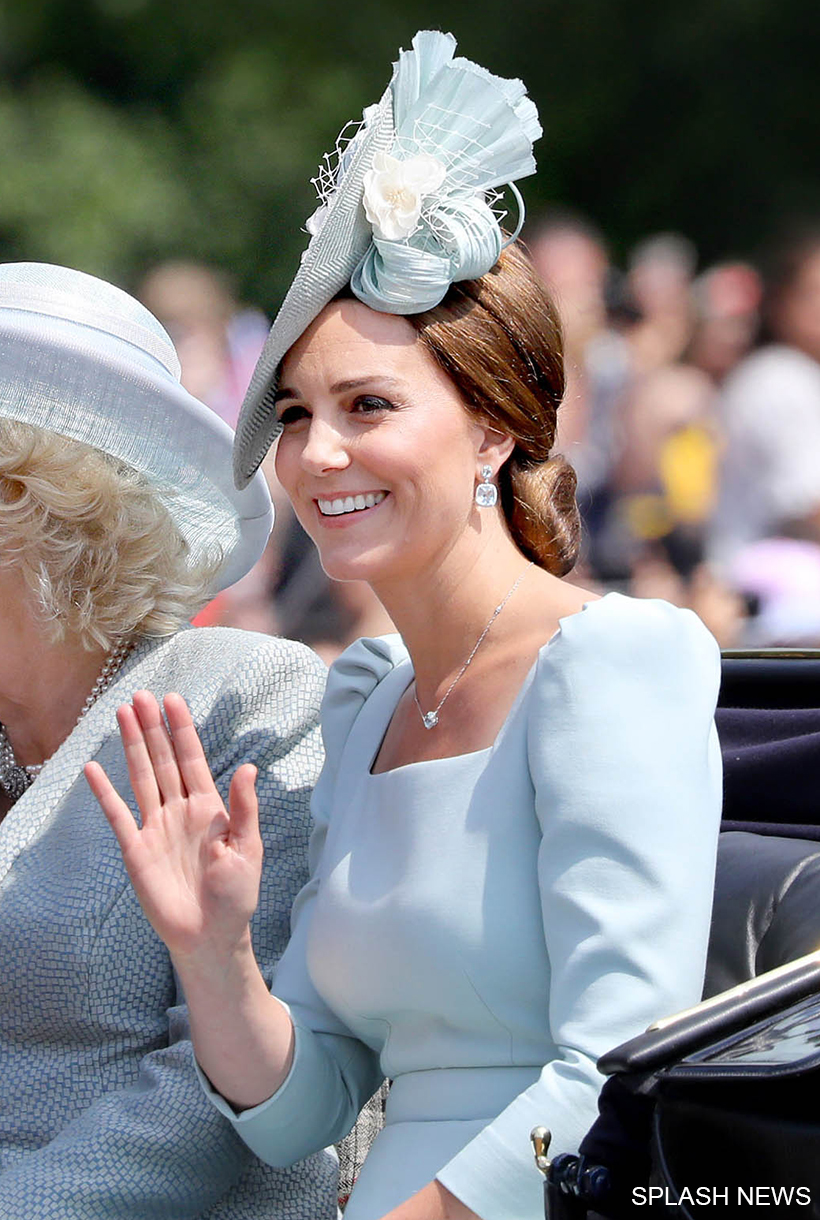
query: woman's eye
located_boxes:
[277,404,309,426]
[353,395,394,414]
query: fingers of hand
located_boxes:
[84,761,140,853]
[228,765,262,851]
[163,693,221,796]
[131,690,187,804]
[117,701,162,814]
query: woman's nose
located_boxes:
[300,417,350,474]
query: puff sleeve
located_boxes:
[436,595,722,1219]
[201,636,406,1165]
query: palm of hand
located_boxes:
[85,690,263,959]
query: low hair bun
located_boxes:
[505,453,580,576]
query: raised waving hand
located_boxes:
[85,690,263,960]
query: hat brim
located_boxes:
[0,312,272,593]
[233,88,395,489]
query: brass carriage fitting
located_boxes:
[530,1126,552,1175]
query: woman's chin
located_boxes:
[317,546,398,587]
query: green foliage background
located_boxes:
[0,0,817,309]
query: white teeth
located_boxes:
[317,491,386,516]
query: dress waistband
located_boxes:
[385,1065,540,1124]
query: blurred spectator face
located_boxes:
[138,262,234,401]
[689,315,755,383]
[772,243,820,363]
[138,260,269,429]
[688,263,762,383]
[628,233,696,318]
[615,363,716,496]
[139,261,233,337]
[529,226,608,352]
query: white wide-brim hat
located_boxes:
[0,262,273,593]
[233,29,541,488]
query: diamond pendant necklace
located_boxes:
[0,636,134,802]
[413,563,532,730]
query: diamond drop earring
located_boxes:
[475,464,498,508]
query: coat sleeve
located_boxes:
[199,636,405,1167]
[436,596,723,1220]
[0,636,338,1220]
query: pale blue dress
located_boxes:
[202,594,723,1220]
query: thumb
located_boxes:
[228,764,261,850]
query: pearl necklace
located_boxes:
[413,564,532,730]
[0,637,134,802]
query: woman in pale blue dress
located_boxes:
[86,32,722,1220]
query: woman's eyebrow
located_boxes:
[275,375,404,403]
[330,376,404,394]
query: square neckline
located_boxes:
[367,595,605,777]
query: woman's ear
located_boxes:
[476,426,515,475]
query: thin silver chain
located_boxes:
[413,563,533,730]
[0,637,134,802]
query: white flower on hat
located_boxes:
[305,201,332,238]
[362,151,447,242]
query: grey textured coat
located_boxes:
[0,626,338,1219]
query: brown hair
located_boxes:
[406,241,580,575]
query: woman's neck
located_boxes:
[0,634,110,768]
[0,567,115,766]
[371,533,537,700]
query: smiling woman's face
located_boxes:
[274,299,494,586]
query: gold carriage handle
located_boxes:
[530,1126,552,1176]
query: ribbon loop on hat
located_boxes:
[351,240,453,315]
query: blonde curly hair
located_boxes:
[0,420,221,650]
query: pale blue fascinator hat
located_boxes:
[0,262,273,592]
[233,29,542,487]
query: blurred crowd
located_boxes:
[527,214,820,651]
[139,219,820,659]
